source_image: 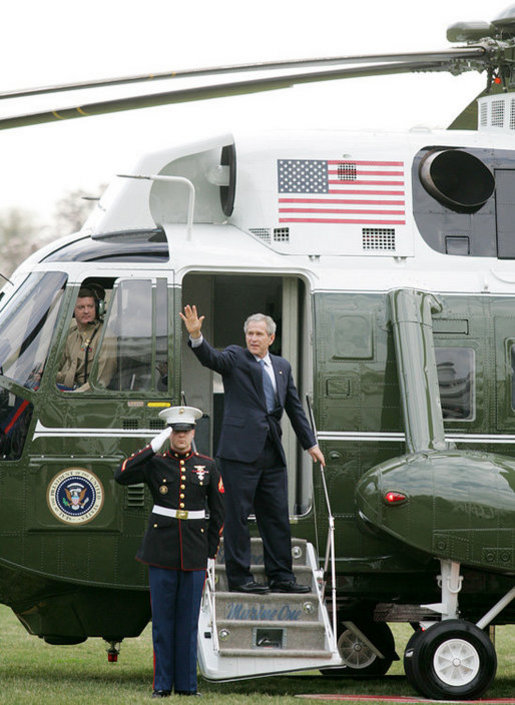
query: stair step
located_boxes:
[218,648,333,658]
[215,566,313,592]
[214,619,328,653]
[215,591,322,622]
[216,537,309,568]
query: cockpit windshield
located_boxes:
[0,272,67,389]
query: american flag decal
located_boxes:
[277,159,405,225]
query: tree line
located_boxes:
[0,186,105,278]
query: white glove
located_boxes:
[150,427,172,453]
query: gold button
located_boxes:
[181,475,186,481]
[180,502,185,509]
[180,460,185,465]
[180,484,186,490]
[200,528,204,533]
[180,493,185,499]
[153,524,158,528]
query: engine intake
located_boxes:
[419,148,495,212]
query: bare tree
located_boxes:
[0,207,47,277]
[0,184,107,278]
[53,185,106,236]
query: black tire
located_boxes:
[403,620,497,700]
[321,621,395,677]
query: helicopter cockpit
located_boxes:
[0,271,66,459]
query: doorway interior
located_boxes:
[180,272,312,515]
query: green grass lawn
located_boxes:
[0,605,513,704]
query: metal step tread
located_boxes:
[215,590,317,599]
[216,618,326,628]
[218,648,333,658]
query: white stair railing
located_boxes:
[306,395,338,652]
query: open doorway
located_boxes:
[180,272,312,515]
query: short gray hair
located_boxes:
[244,313,276,336]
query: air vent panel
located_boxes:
[362,228,396,251]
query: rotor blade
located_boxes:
[0,57,486,132]
[0,48,486,101]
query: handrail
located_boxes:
[206,557,220,652]
[306,395,338,652]
[117,173,196,240]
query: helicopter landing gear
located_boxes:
[403,620,497,700]
[402,560,515,699]
[320,620,396,677]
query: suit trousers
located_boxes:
[220,436,294,587]
[148,565,205,693]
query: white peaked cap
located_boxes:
[158,405,203,430]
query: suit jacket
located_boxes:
[115,446,224,570]
[190,339,316,464]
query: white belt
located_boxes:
[152,505,205,520]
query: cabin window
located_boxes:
[95,278,169,393]
[435,347,475,421]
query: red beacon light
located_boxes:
[384,491,407,505]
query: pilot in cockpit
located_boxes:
[56,285,116,392]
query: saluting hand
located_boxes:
[179,304,205,339]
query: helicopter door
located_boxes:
[180,273,310,515]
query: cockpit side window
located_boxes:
[95,278,169,393]
[435,347,475,421]
[56,281,116,393]
[0,272,67,389]
[0,271,67,460]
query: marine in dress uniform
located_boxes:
[115,406,224,698]
[180,306,325,596]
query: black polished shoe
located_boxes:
[229,581,270,594]
[269,580,311,593]
[152,690,171,698]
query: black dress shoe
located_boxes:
[229,581,270,594]
[152,690,171,698]
[269,580,311,593]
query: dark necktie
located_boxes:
[259,359,276,411]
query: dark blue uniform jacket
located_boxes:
[115,446,224,570]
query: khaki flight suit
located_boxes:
[56,320,116,391]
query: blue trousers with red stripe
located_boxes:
[148,565,206,693]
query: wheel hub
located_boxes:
[433,637,480,686]
[337,630,376,669]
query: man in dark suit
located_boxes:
[180,305,325,595]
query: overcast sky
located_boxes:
[0,0,502,223]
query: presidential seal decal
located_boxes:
[47,468,104,525]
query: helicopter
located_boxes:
[0,3,515,701]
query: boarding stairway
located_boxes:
[198,536,343,680]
